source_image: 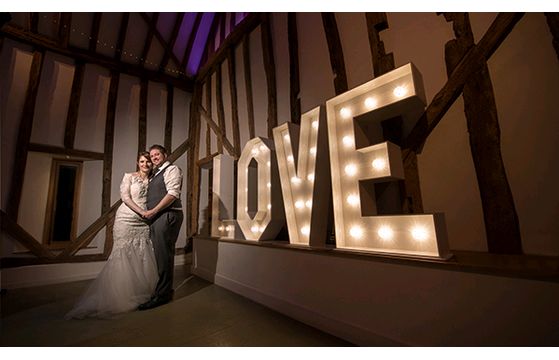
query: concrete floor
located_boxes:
[1,255,352,346]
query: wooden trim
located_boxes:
[403,13,524,153]
[114,12,130,62]
[28,13,39,33]
[442,13,521,254]
[138,78,148,153]
[288,13,301,125]
[0,23,194,92]
[216,65,228,152]
[197,152,220,167]
[0,210,55,259]
[205,77,216,154]
[242,34,255,139]
[6,50,44,219]
[186,84,203,237]
[199,105,237,158]
[102,71,120,214]
[160,13,185,71]
[321,13,348,95]
[58,12,72,48]
[260,14,278,138]
[139,12,159,67]
[227,48,241,156]
[545,13,559,61]
[197,13,262,81]
[165,84,174,151]
[28,143,104,160]
[365,13,395,77]
[64,60,85,149]
[139,12,182,70]
[180,13,203,71]
[88,13,102,52]
[57,200,121,257]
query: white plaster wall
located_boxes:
[74,64,110,153]
[171,89,191,152]
[0,41,33,211]
[30,52,74,147]
[111,74,140,204]
[146,81,167,149]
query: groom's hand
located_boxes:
[144,209,157,219]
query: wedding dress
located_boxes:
[65,173,158,319]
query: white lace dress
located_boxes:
[65,173,158,319]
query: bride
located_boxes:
[65,152,158,319]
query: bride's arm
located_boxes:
[120,173,147,217]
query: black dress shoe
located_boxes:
[138,293,173,311]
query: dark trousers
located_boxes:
[150,210,184,298]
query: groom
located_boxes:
[139,144,184,310]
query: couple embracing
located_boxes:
[66,145,183,319]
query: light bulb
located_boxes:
[259,145,267,152]
[267,182,271,188]
[310,147,317,156]
[349,226,363,239]
[346,194,360,206]
[411,226,428,241]
[301,226,310,236]
[251,148,259,156]
[312,120,318,129]
[305,200,312,208]
[218,225,224,231]
[307,173,314,182]
[251,225,259,233]
[225,225,232,232]
[267,204,271,210]
[291,176,302,184]
[365,97,377,109]
[372,158,386,171]
[378,226,393,240]
[267,161,271,167]
[344,164,357,176]
[260,226,266,232]
[287,155,294,163]
[393,86,407,98]
[284,134,290,141]
[295,200,304,209]
[342,135,354,147]
[340,107,351,119]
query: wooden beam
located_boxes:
[197,13,261,81]
[160,13,185,71]
[242,34,255,139]
[139,12,183,70]
[201,13,222,71]
[186,84,203,237]
[6,50,44,219]
[260,13,278,138]
[0,210,55,259]
[205,76,217,154]
[58,12,72,48]
[180,13,203,71]
[28,13,38,33]
[199,105,237,158]
[321,13,348,95]
[114,13,130,62]
[138,78,148,153]
[0,23,194,92]
[58,200,121,257]
[167,138,192,164]
[64,60,85,149]
[165,84,174,151]
[229,13,237,34]
[442,12,522,254]
[288,13,301,125]
[139,12,159,67]
[28,143,104,160]
[197,152,220,167]
[89,13,102,52]
[545,13,559,61]
[102,71,120,214]
[216,65,228,153]
[227,47,241,156]
[403,13,525,153]
[219,13,227,44]
[365,12,395,77]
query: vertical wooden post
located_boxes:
[187,84,203,237]
[205,75,220,153]
[58,12,72,48]
[28,13,39,34]
[102,71,120,214]
[216,64,228,152]
[227,47,241,156]
[7,50,44,219]
[442,13,522,254]
[114,13,130,62]
[545,13,559,61]
[89,13,102,53]
[139,13,159,67]
[365,13,395,77]
[64,60,85,149]
[138,78,148,153]
[242,34,255,139]
[260,13,277,138]
[165,84,174,151]
[288,13,301,125]
[321,13,348,95]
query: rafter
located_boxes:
[180,13,203,71]
[139,12,183,70]
[139,12,159,67]
[321,12,348,95]
[160,13,185,70]
[89,13,102,52]
[114,12,130,62]
[58,12,72,48]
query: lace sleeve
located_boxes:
[120,173,132,203]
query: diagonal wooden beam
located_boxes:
[199,104,237,158]
[321,12,348,95]
[180,13,203,71]
[403,13,525,154]
[89,12,102,52]
[28,143,104,160]
[1,23,194,91]
[139,12,159,67]
[1,210,55,258]
[160,13,185,71]
[139,12,183,70]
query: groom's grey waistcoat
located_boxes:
[147,166,182,210]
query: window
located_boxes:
[44,159,82,248]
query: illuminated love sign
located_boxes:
[210,63,449,259]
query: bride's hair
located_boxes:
[137,151,151,163]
